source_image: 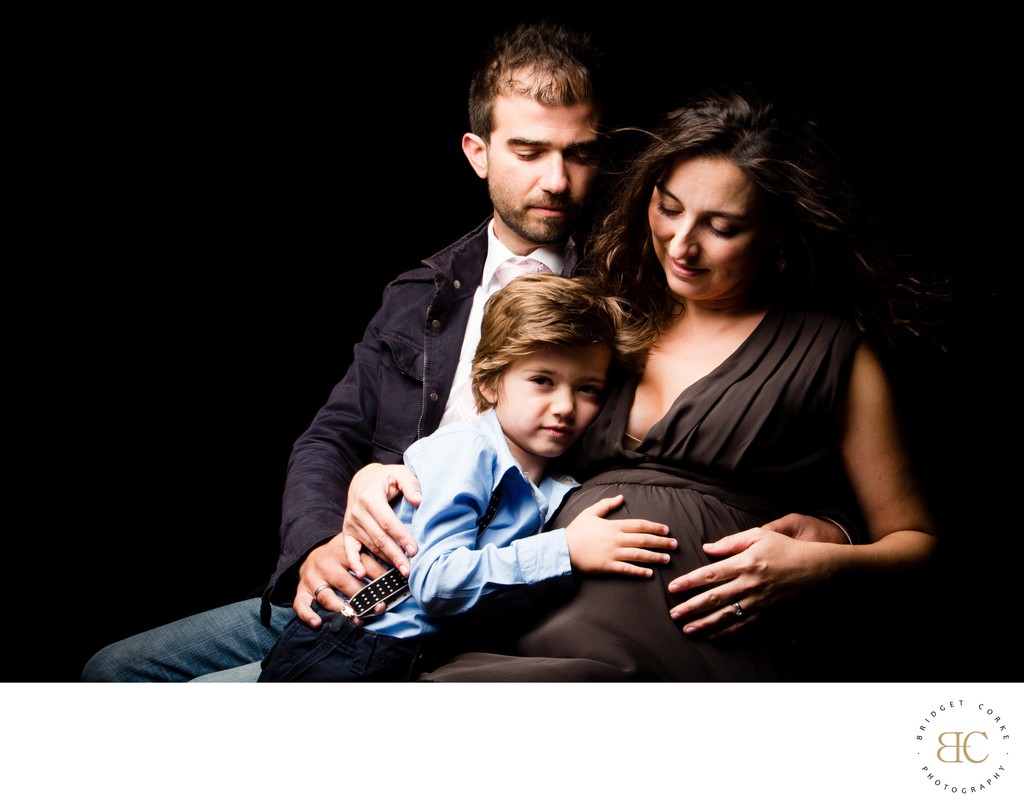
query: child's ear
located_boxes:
[478,380,500,406]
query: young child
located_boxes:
[258,273,675,681]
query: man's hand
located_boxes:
[762,513,850,544]
[343,463,423,575]
[292,534,390,628]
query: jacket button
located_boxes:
[429,391,439,402]
[431,319,441,329]
[453,280,461,289]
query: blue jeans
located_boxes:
[81,598,293,682]
[258,602,423,682]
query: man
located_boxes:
[82,20,613,682]
[83,20,846,682]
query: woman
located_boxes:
[362,85,942,680]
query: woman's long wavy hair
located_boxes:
[581,83,951,359]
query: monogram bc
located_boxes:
[915,699,1013,796]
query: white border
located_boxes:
[3,682,1021,806]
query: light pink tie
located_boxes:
[450,258,555,423]
[494,257,554,288]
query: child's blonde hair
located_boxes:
[470,273,641,413]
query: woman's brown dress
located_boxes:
[421,306,862,681]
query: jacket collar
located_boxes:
[425,217,581,290]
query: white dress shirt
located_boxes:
[440,220,564,426]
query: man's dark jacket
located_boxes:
[261,219,581,622]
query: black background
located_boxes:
[20,10,1013,682]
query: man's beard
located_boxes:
[489,186,581,247]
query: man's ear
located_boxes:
[462,133,489,179]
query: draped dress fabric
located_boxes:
[420,305,863,681]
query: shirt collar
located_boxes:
[482,219,566,291]
[477,408,580,511]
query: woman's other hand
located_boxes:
[666,526,838,638]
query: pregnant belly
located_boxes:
[517,470,782,680]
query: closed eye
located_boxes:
[566,144,601,166]
[655,203,738,238]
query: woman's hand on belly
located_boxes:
[665,525,838,638]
